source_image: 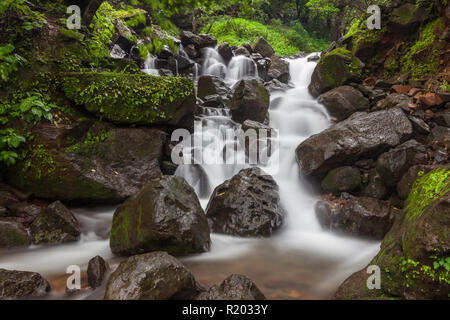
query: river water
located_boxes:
[0,51,380,299]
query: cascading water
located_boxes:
[142,55,160,76]
[0,49,380,299]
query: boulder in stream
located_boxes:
[206,167,284,237]
[267,55,290,84]
[109,176,211,256]
[0,219,31,248]
[230,79,270,124]
[196,274,266,300]
[0,269,51,300]
[87,255,109,289]
[104,252,204,300]
[296,108,413,179]
[318,86,370,121]
[253,37,275,58]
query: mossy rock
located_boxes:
[308,48,364,97]
[0,219,31,248]
[62,72,196,128]
[389,3,430,30]
[335,168,450,299]
[321,166,361,193]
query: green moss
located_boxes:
[404,168,450,221]
[402,18,445,79]
[62,72,195,125]
[59,28,85,42]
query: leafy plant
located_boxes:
[0,44,26,82]
[0,128,26,165]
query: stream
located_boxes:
[0,50,381,300]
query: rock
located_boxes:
[180,30,203,48]
[104,252,204,300]
[418,93,444,107]
[62,72,196,128]
[397,165,438,200]
[435,110,450,127]
[199,34,217,48]
[0,269,51,300]
[242,43,254,54]
[252,37,275,58]
[184,44,198,59]
[427,126,450,150]
[87,256,109,289]
[267,55,290,84]
[264,79,292,92]
[206,168,284,237]
[110,176,210,256]
[217,42,233,63]
[256,58,271,82]
[168,54,194,72]
[161,161,178,175]
[335,169,450,299]
[376,93,413,110]
[30,201,81,244]
[390,85,412,94]
[307,54,320,62]
[197,75,230,100]
[296,108,413,179]
[321,167,361,194]
[389,3,431,31]
[315,194,396,240]
[6,125,166,203]
[376,140,427,187]
[112,20,135,54]
[7,202,42,226]
[234,46,250,57]
[196,275,266,300]
[241,120,274,133]
[408,115,430,135]
[362,169,388,199]
[318,86,370,121]
[308,48,363,97]
[0,219,31,248]
[230,79,270,124]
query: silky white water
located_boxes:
[0,52,380,299]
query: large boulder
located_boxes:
[309,48,364,97]
[335,168,450,299]
[217,42,233,63]
[5,124,166,203]
[87,255,109,289]
[230,79,270,124]
[206,168,284,237]
[389,3,431,31]
[267,55,290,84]
[321,166,361,194]
[296,108,413,179]
[62,72,196,128]
[315,194,397,240]
[104,252,204,300]
[30,201,81,244]
[196,274,266,300]
[318,86,370,121]
[252,37,275,58]
[376,140,427,188]
[110,176,211,256]
[0,269,51,300]
[0,219,31,248]
[197,75,231,100]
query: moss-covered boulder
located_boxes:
[309,48,364,97]
[62,72,196,128]
[335,168,450,299]
[5,123,166,203]
[321,166,361,194]
[389,3,430,31]
[0,219,31,248]
[110,176,211,256]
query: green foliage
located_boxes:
[0,128,26,165]
[402,18,445,79]
[0,44,26,82]
[203,17,325,55]
[405,168,450,220]
[2,91,55,124]
[400,256,449,286]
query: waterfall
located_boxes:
[142,55,160,76]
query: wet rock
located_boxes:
[234,46,250,57]
[217,42,233,63]
[267,55,290,84]
[389,3,430,31]
[87,256,109,289]
[180,30,203,48]
[296,108,413,179]
[307,54,320,62]
[376,140,427,188]
[418,93,444,107]
[435,110,450,127]
[0,219,31,248]
[315,194,396,240]
[390,85,412,94]
[110,176,210,256]
[199,34,218,48]
[321,166,361,194]
[427,126,450,150]
[318,86,370,121]
[0,191,18,208]
[309,48,363,97]
[6,125,166,203]
[104,252,204,300]
[161,161,178,175]
[196,274,266,300]
[230,79,270,124]
[376,93,413,110]
[206,168,284,237]
[242,43,253,54]
[362,169,388,199]
[168,54,194,72]
[7,202,42,226]
[0,269,51,300]
[30,201,81,244]
[264,79,293,92]
[397,165,437,200]
[256,58,271,82]
[408,115,430,136]
[184,44,198,59]
[197,75,230,100]
[253,37,275,58]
